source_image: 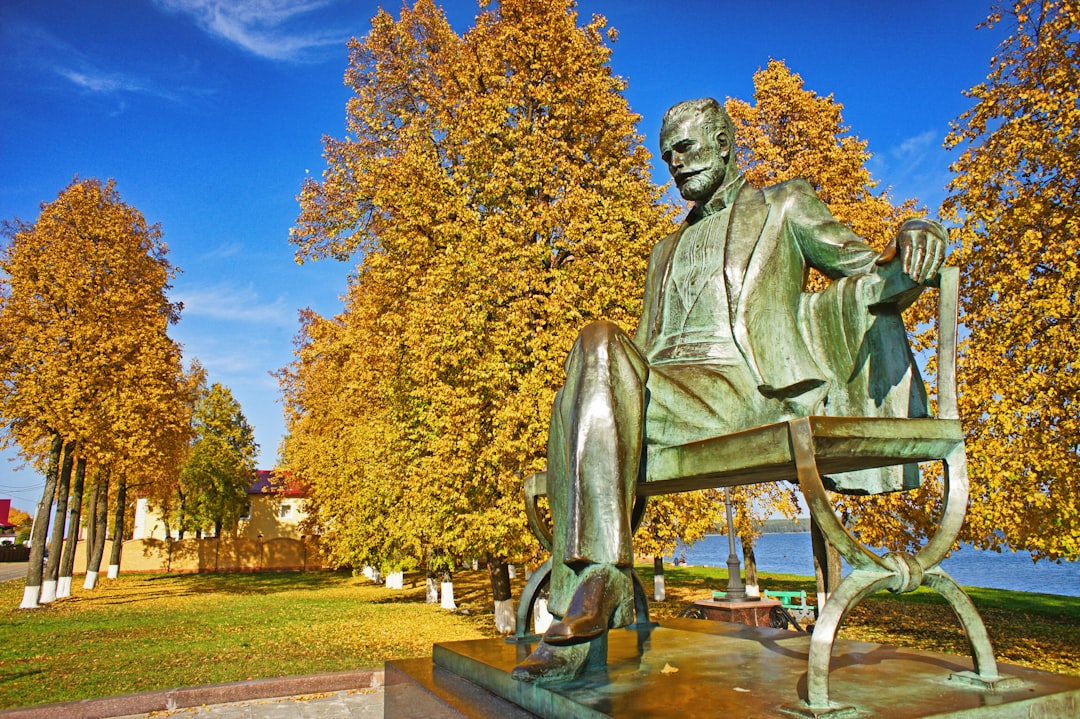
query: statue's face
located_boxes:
[660,111,729,202]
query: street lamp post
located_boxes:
[721,487,748,601]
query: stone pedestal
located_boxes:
[385,618,1080,718]
[686,597,781,627]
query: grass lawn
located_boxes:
[1,565,1077,710]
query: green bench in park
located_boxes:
[712,588,807,612]
[516,267,1017,710]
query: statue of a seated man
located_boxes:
[512,98,946,682]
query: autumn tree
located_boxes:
[285,0,675,625]
[6,505,33,544]
[178,382,258,538]
[0,177,186,603]
[940,0,1079,561]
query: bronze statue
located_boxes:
[512,98,946,683]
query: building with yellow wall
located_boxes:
[133,471,311,542]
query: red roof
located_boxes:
[249,470,307,498]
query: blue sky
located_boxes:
[0,0,1005,510]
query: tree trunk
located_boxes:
[85,477,99,570]
[21,433,64,609]
[84,473,110,590]
[810,515,842,614]
[40,440,75,603]
[440,569,456,610]
[741,535,760,598]
[487,554,515,634]
[57,456,86,599]
[176,488,186,540]
[425,570,439,603]
[107,474,127,579]
[653,556,666,601]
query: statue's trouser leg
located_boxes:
[547,321,648,619]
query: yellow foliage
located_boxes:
[0,177,193,503]
[941,0,1080,561]
[283,0,676,570]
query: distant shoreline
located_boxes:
[707,518,812,535]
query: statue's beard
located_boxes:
[677,164,725,202]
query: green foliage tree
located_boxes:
[178,381,258,538]
[940,0,1079,561]
[284,0,676,608]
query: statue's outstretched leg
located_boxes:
[514,321,646,683]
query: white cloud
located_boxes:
[55,68,148,95]
[175,282,296,329]
[203,241,245,260]
[154,0,350,61]
[866,129,953,210]
[4,21,191,103]
[891,129,939,164]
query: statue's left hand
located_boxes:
[881,219,947,284]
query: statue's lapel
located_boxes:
[725,184,768,324]
[649,220,688,343]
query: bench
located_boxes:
[516,267,1014,713]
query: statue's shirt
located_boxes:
[651,203,741,366]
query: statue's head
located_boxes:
[660,98,737,203]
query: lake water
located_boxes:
[675,533,1080,598]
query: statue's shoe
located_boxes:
[542,563,634,646]
[511,640,590,683]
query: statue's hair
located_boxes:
[662,98,735,145]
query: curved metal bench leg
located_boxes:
[922,569,1001,680]
[628,568,655,630]
[805,570,895,709]
[787,419,1007,713]
[512,558,552,643]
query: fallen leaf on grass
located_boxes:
[661,663,679,674]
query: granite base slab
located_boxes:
[401,618,1080,718]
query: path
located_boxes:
[0,561,27,583]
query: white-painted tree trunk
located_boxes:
[425,575,439,603]
[533,597,553,634]
[19,585,40,609]
[746,584,760,598]
[507,564,516,580]
[654,574,666,601]
[56,576,72,599]
[83,570,99,590]
[494,598,516,634]
[386,571,403,590]
[362,566,374,580]
[523,567,533,580]
[440,581,456,610]
[39,579,57,604]
[106,564,119,579]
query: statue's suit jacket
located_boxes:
[633,178,928,494]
